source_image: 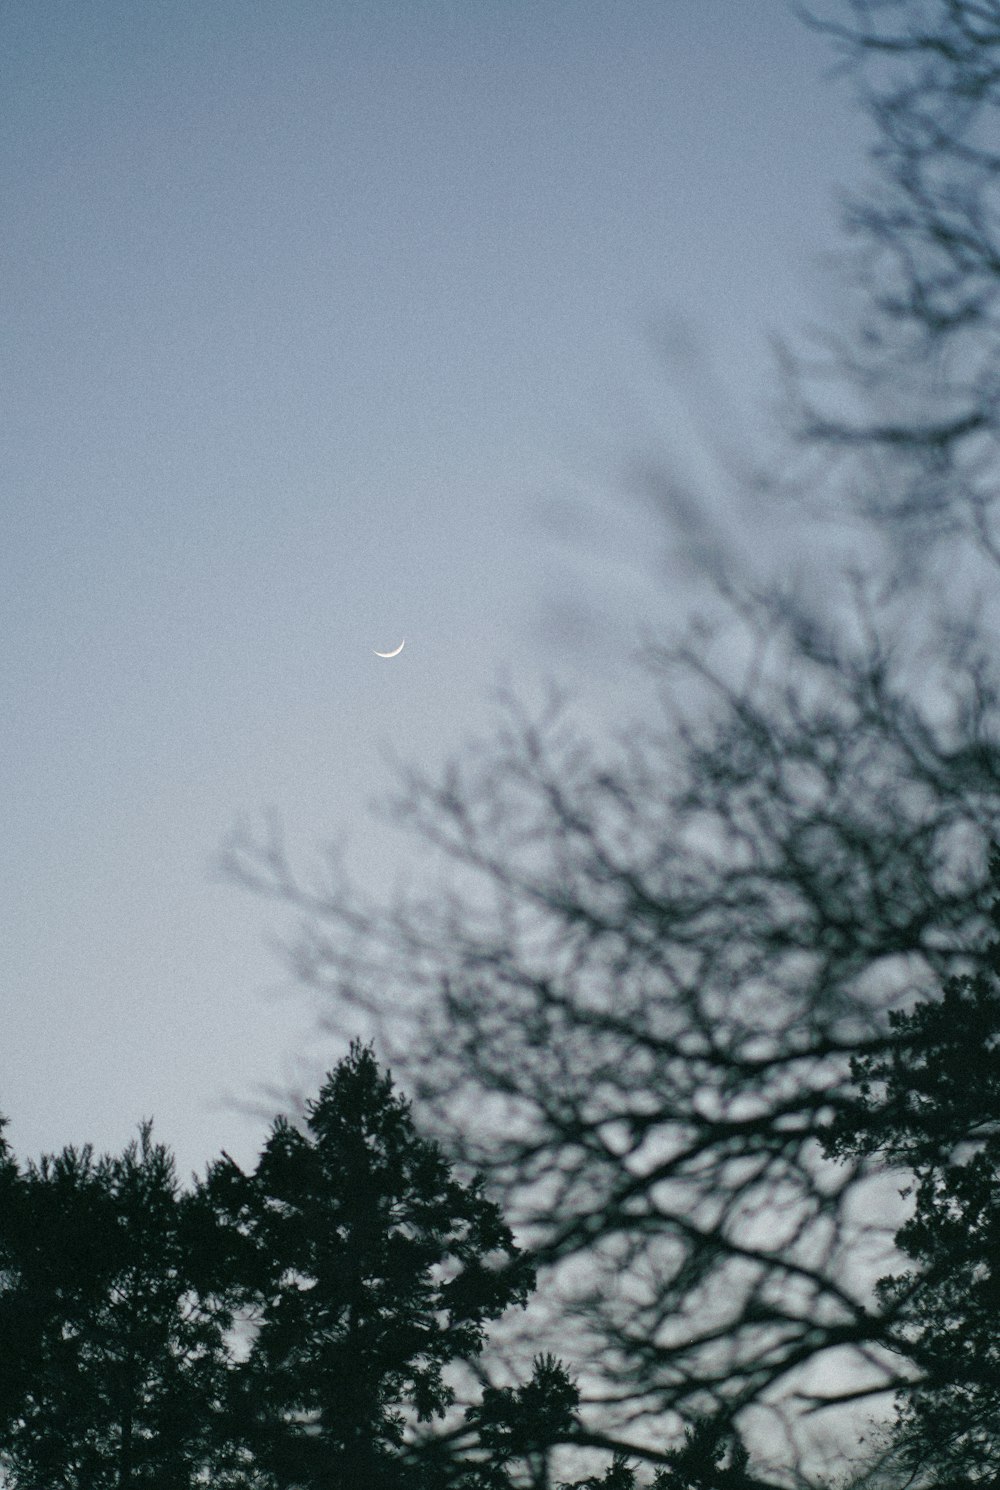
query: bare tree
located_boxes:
[792,0,1000,582]
[226,609,1000,1485]
[226,3,1000,1484]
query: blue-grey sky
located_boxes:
[2,1,867,1178]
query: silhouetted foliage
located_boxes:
[0,1055,546,1490]
[0,1123,245,1489]
[821,848,1000,1483]
[654,1418,751,1490]
[458,1353,580,1490]
[218,1042,534,1490]
[569,1452,643,1490]
[0,1115,30,1442]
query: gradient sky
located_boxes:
[2,1,869,1179]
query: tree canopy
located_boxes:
[0,1124,244,1489]
[821,850,1000,1482]
[225,1041,533,1490]
[0,1047,542,1490]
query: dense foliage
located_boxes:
[0,1049,538,1490]
[0,1125,244,1488]
[226,1043,532,1490]
[822,853,1000,1482]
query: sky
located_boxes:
[2,1,870,1181]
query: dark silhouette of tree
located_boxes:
[0,1124,247,1489]
[0,1113,30,1441]
[0,1060,540,1490]
[459,1353,580,1490]
[652,1418,751,1490]
[573,1454,651,1490]
[821,847,1000,1484]
[223,1041,533,1490]
[455,1358,682,1490]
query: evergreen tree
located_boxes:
[232,1042,533,1490]
[653,1418,750,1490]
[573,1454,645,1490]
[0,1113,30,1440]
[822,849,1000,1482]
[0,1123,245,1489]
[461,1354,580,1490]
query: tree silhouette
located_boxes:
[821,848,1000,1483]
[225,1042,533,1490]
[0,1123,245,1489]
[460,1353,580,1490]
[0,1113,31,1444]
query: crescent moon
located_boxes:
[373,639,405,658]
